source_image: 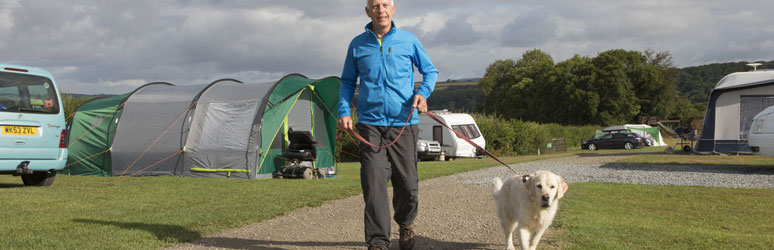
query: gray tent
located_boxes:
[67,74,341,179]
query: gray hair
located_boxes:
[366,0,394,7]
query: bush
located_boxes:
[472,113,600,156]
[335,112,601,161]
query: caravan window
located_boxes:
[452,124,481,139]
[467,124,481,139]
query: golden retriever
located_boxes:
[491,171,568,250]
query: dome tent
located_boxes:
[64,74,340,179]
[63,82,173,176]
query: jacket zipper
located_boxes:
[370,28,394,125]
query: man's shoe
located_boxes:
[399,224,415,250]
[368,245,387,250]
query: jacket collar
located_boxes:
[365,21,397,38]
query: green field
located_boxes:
[1,149,772,249]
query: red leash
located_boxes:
[347,107,416,149]
[422,112,520,174]
[345,108,520,175]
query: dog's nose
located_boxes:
[542,195,549,201]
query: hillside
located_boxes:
[677,60,774,103]
[419,79,482,112]
[422,60,774,113]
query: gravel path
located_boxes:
[165,154,774,250]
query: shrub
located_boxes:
[473,113,600,156]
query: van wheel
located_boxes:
[22,171,56,186]
[588,143,597,151]
[624,142,633,150]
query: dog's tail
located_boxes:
[491,177,503,197]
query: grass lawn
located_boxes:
[619,153,774,166]
[1,148,772,249]
[0,154,562,249]
[552,183,774,249]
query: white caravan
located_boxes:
[418,110,485,159]
[748,105,774,156]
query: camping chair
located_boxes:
[276,130,321,179]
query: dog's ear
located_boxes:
[556,176,568,200]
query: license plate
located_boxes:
[2,125,37,136]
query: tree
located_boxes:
[479,59,517,115]
[479,49,554,121]
[590,49,641,125]
[551,55,598,125]
[514,49,555,122]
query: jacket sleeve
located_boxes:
[339,43,358,118]
[412,38,438,99]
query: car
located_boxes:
[0,64,67,186]
[417,139,442,161]
[581,132,643,151]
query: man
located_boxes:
[337,0,438,249]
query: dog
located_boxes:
[491,171,568,250]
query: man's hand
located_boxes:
[338,116,353,131]
[413,94,428,113]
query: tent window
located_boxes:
[198,102,257,150]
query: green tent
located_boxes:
[64,75,340,179]
[600,124,667,146]
[255,75,341,177]
[63,82,174,176]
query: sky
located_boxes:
[1,0,773,94]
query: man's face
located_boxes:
[365,0,395,29]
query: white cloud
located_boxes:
[1,0,773,94]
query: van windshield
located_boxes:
[0,72,59,114]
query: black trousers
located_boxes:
[357,123,419,247]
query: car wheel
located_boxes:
[21,171,56,186]
[624,142,633,150]
[588,143,597,151]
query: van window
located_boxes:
[0,71,59,114]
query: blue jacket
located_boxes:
[338,22,438,126]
